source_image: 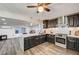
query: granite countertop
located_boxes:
[67,35,79,38]
[7,33,56,39]
[7,33,46,39]
[23,33,45,37]
[8,36,23,39]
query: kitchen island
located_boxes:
[0,33,46,55]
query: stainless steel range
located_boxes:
[55,33,67,48]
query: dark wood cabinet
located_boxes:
[43,20,48,28]
[24,38,30,51]
[68,16,74,27]
[67,37,76,50]
[47,34,55,44]
[68,14,79,27]
[34,36,41,45]
[39,35,46,43]
[24,35,46,51]
[73,15,79,27]
[43,18,58,28]
[29,37,36,47]
[48,19,58,28]
[76,39,79,51]
[67,37,79,51]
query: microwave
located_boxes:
[0,35,7,41]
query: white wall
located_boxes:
[25,24,43,34]
[0,10,43,24]
[0,24,43,38]
[0,28,15,37]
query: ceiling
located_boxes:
[0,3,79,20]
[0,3,79,26]
[0,16,39,27]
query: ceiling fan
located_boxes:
[26,3,51,13]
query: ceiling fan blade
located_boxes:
[44,8,50,12]
[27,6,37,8]
[44,3,51,5]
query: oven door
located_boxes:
[56,37,65,44]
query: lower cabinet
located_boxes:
[34,36,40,45]
[24,35,46,51]
[67,37,79,51]
[39,35,46,43]
[24,38,30,51]
[29,36,36,47]
[47,34,55,44]
[67,37,76,50]
[76,39,79,51]
[24,35,55,51]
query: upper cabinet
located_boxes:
[43,18,58,28]
[43,20,48,28]
[43,13,79,28]
[67,13,79,27]
[48,18,58,28]
[58,16,68,27]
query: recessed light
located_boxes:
[30,23,32,26]
[3,23,7,25]
[1,18,6,21]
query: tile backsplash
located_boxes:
[43,27,79,35]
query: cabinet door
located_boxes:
[43,20,48,28]
[68,16,74,27]
[29,37,36,47]
[47,35,55,44]
[42,35,46,42]
[67,37,76,50]
[53,19,58,27]
[48,20,52,28]
[39,36,43,43]
[73,15,79,27]
[76,39,79,51]
[48,19,58,28]
[24,38,30,51]
[51,36,55,44]
[41,35,45,43]
[78,14,79,26]
[35,37,40,45]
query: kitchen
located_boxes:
[0,3,79,55]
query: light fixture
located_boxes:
[30,23,32,26]
[3,22,7,25]
[38,6,44,12]
[1,26,11,28]
[1,18,6,21]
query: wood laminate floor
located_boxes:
[24,42,79,55]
